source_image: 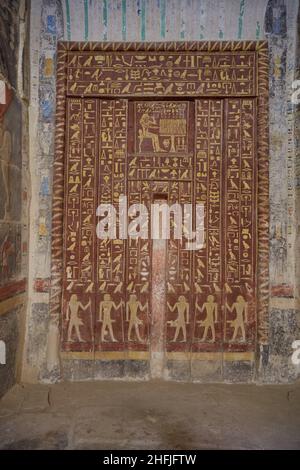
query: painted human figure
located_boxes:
[67,294,91,342]
[99,293,123,343]
[226,295,248,342]
[126,294,148,342]
[196,295,218,342]
[0,232,14,283]
[0,120,12,220]
[138,113,163,152]
[167,295,189,342]
[270,224,287,284]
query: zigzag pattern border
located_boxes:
[59,40,267,52]
[256,43,270,345]
[49,45,67,323]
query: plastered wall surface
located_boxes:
[0,0,30,397]
[24,0,300,384]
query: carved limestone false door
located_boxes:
[54,43,268,375]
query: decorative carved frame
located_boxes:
[50,41,269,350]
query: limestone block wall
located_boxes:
[0,0,30,397]
[23,0,300,383]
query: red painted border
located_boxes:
[0,279,27,302]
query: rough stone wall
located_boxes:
[0,0,30,397]
[296,4,300,329]
[24,0,300,384]
[262,0,300,382]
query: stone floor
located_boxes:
[0,380,300,449]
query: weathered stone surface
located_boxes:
[164,361,191,382]
[1,381,300,449]
[0,412,69,449]
[223,361,255,384]
[0,384,24,417]
[93,360,125,380]
[259,309,300,383]
[26,303,48,378]
[61,359,94,382]
[269,309,299,356]
[191,360,222,383]
[0,310,19,398]
[2,430,68,450]
[124,360,149,380]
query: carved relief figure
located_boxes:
[226,295,248,342]
[0,231,14,283]
[0,119,12,220]
[67,294,91,342]
[126,294,148,342]
[98,293,123,343]
[138,112,163,152]
[196,295,218,342]
[0,2,18,87]
[167,295,189,342]
[270,224,287,284]
[136,102,188,154]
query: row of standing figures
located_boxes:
[66,294,249,344]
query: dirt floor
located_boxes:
[0,380,300,449]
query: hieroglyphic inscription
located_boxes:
[192,98,256,351]
[128,154,193,181]
[224,99,256,351]
[95,100,127,351]
[62,98,98,351]
[193,100,223,351]
[61,96,258,355]
[166,180,193,353]
[126,179,151,352]
[67,52,256,97]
